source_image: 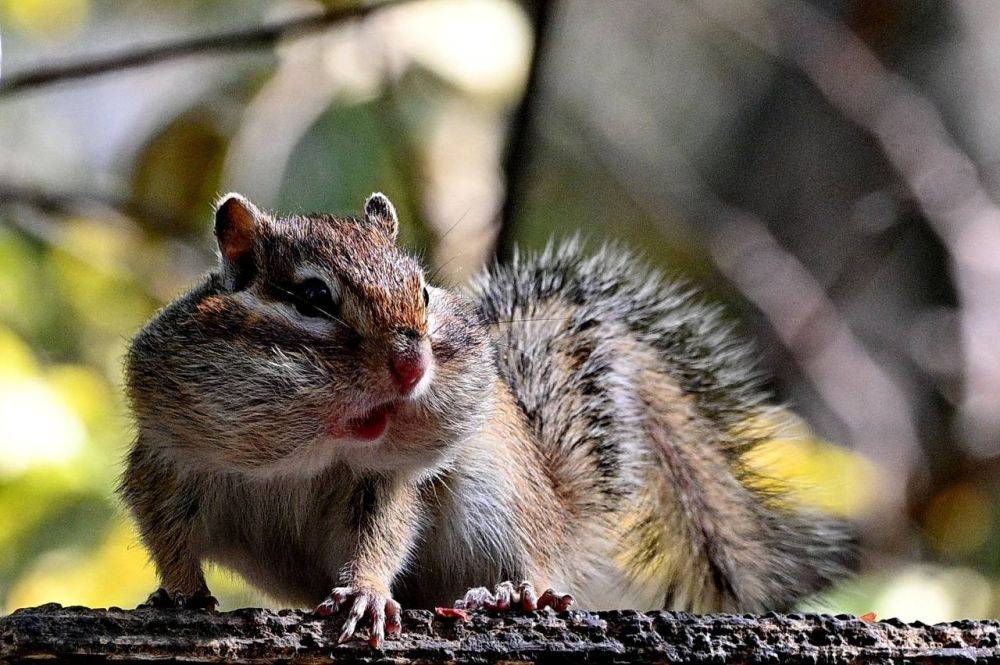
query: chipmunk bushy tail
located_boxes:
[471,238,856,612]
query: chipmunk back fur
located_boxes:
[473,239,853,610]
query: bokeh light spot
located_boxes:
[923,482,993,558]
[0,378,86,477]
[2,0,90,41]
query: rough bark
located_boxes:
[2,604,999,664]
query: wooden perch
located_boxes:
[2,603,999,663]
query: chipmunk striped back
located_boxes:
[470,239,855,612]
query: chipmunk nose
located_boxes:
[390,353,427,394]
[390,339,430,395]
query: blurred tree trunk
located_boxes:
[494,0,556,261]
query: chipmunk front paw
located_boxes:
[313,585,401,648]
[455,580,574,613]
[138,587,218,611]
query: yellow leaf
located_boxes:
[2,0,90,41]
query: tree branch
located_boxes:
[0,0,412,98]
[0,183,179,230]
[0,183,212,302]
[3,604,997,663]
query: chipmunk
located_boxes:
[120,192,853,647]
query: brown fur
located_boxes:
[121,196,852,642]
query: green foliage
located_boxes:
[130,107,229,239]
[279,97,433,253]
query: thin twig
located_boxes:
[0,0,412,97]
[0,183,183,231]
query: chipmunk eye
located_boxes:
[291,278,338,319]
[422,285,430,307]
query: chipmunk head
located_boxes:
[127,192,494,475]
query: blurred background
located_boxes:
[1,0,998,621]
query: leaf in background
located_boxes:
[6,519,144,612]
[740,412,877,518]
[0,474,113,610]
[278,99,431,254]
[0,230,66,350]
[44,218,159,372]
[129,107,228,240]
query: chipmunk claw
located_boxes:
[517,581,539,611]
[385,598,402,635]
[313,586,397,648]
[536,587,575,612]
[455,580,573,613]
[139,587,218,612]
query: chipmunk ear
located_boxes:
[215,193,261,286]
[364,192,399,240]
